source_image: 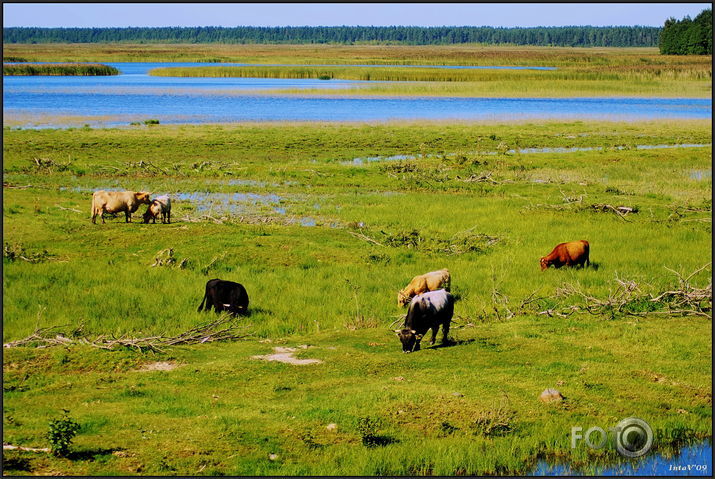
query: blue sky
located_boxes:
[3,3,709,28]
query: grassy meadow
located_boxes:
[2,119,712,475]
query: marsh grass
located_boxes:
[148,62,711,97]
[2,120,711,475]
[3,43,710,97]
[3,63,119,76]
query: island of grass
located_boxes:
[147,62,711,98]
[3,62,119,76]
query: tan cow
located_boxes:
[91,190,152,224]
[142,195,171,224]
[397,268,451,307]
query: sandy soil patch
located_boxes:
[135,361,179,372]
[252,346,322,365]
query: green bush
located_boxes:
[47,411,81,457]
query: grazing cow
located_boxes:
[197,279,249,315]
[397,268,451,307]
[540,240,590,270]
[91,190,152,224]
[395,289,454,353]
[142,195,171,224]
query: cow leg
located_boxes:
[101,209,106,224]
[442,321,451,345]
[167,211,171,224]
[429,326,438,345]
[212,297,224,314]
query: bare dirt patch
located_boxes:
[135,361,179,372]
[252,346,322,365]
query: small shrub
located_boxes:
[356,416,382,447]
[144,119,160,125]
[47,411,81,457]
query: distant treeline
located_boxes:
[659,9,712,55]
[3,26,662,47]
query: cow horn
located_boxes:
[394,329,401,334]
[410,329,417,334]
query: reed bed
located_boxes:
[3,62,119,76]
[149,64,712,82]
[4,42,711,67]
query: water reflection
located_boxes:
[533,441,711,476]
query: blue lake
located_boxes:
[3,62,711,127]
[533,441,712,476]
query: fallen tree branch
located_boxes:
[537,265,711,319]
[55,204,82,213]
[3,444,51,453]
[3,317,250,352]
[347,231,385,247]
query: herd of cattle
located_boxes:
[89,190,591,353]
[90,190,170,224]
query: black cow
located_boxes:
[394,289,453,353]
[197,279,249,315]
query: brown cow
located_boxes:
[91,190,152,224]
[540,240,590,270]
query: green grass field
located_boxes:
[2,119,711,475]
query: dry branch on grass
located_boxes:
[589,203,637,221]
[3,182,34,189]
[3,317,249,352]
[538,264,712,319]
[3,444,51,453]
[457,172,499,184]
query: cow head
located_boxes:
[539,257,550,271]
[136,192,153,204]
[397,291,410,307]
[142,207,155,224]
[394,328,423,353]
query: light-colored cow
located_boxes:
[91,190,152,224]
[143,195,171,224]
[397,268,451,307]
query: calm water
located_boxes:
[533,441,712,476]
[3,62,711,126]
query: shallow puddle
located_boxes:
[533,440,711,476]
[175,191,282,214]
[346,143,711,165]
[689,169,712,181]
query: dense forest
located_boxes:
[3,26,661,47]
[659,9,712,55]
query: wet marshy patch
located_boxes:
[175,191,283,215]
[689,169,712,181]
[345,143,712,165]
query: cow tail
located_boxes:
[197,293,207,312]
